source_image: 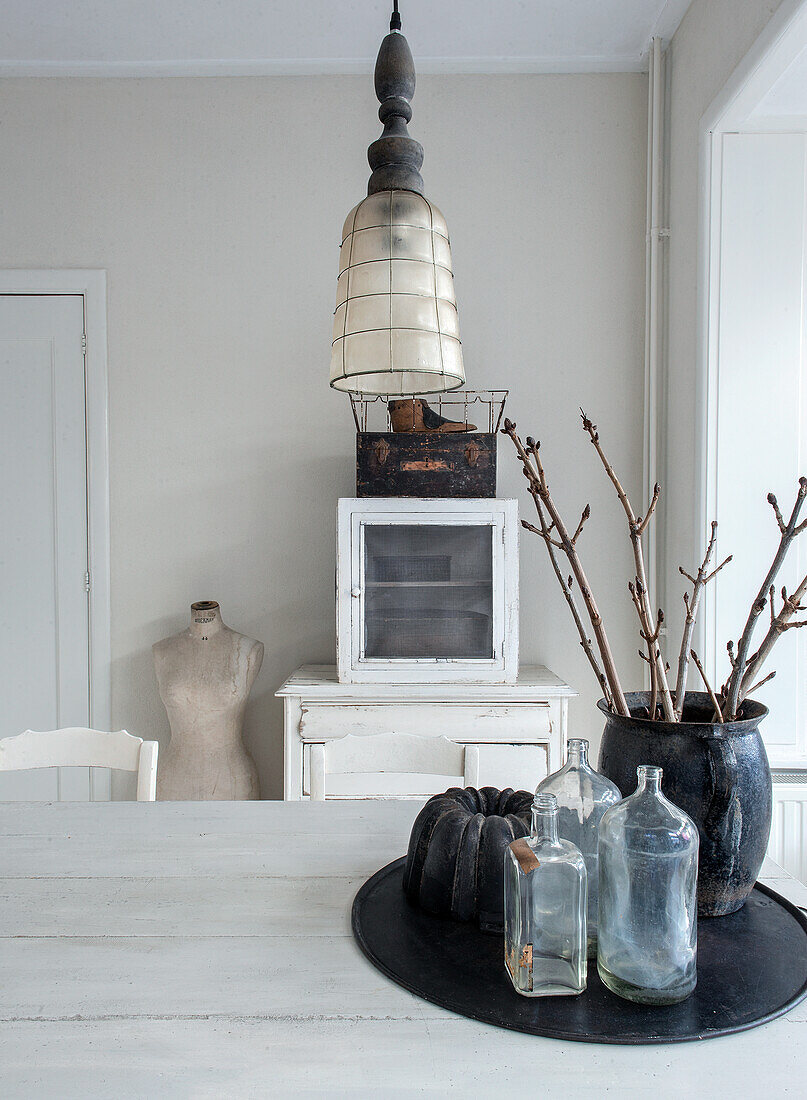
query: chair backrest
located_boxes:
[309,733,479,801]
[0,728,159,801]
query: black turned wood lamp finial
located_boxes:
[367,5,424,195]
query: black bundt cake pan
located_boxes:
[402,786,533,933]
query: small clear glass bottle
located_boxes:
[536,737,621,957]
[504,793,587,997]
[598,765,699,1005]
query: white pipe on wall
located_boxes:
[643,36,668,672]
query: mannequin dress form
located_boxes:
[153,601,262,800]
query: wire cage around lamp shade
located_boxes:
[330,190,465,395]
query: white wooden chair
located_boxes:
[309,733,479,801]
[0,728,159,801]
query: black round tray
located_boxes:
[352,857,807,1044]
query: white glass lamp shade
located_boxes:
[330,190,465,395]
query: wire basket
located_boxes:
[348,390,508,434]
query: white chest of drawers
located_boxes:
[277,665,575,800]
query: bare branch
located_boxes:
[503,417,629,714]
[735,573,806,707]
[571,504,591,546]
[530,495,613,708]
[768,493,786,534]
[690,649,724,724]
[629,582,662,718]
[726,476,807,718]
[581,410,675,719]
[705,555,733,583]
[541,532,564,551]
[648,649,658,720]
[746,670,776,695]
[522,519,563,549]
[638,483,661,535]
[674,521,724,718]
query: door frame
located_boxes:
[0,270,111,744]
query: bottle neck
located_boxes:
[531,804,560,844]
[636,765,662,796]
[565,738,589,768]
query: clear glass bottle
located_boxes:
[536,737,621,957]
[504,793,587,997]
[598,765,699,1005]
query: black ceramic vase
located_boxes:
[598,691,772,917]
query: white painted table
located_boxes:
[2,801,806,1097]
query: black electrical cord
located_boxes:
[390,1,401,32]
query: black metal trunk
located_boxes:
[356,432,497,497]
[597,691,772,917]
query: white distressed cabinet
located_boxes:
[336,497,519,684]
[277,665,575,800]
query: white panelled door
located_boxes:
[0,294,93,799]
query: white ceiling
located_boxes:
[0,0,692,76]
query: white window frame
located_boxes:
[695,0,807,767]
[0,271,111,763]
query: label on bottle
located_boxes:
[510,838,540,874]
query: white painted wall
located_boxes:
[0,74,646,796]
[663,0,786,644]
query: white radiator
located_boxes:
[768,776,807,885]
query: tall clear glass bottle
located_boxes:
[504,793,587,997]
[536,737,621,957]
[598,765,699,1005]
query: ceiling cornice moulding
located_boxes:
[0,53,649,79]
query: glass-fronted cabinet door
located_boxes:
[337,498,519,683]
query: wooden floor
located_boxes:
[1,800,806,1097]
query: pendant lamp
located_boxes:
[329,2,465,396]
